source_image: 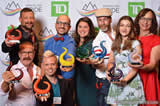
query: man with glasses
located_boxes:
[0,41,41,106]
[90,8,115,106]
[44,15,76,106]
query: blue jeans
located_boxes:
[96,78,110,106]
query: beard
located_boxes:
[22,22,34,31]
[101,27,109,32]
[56,26,69,36]
[101,25,111,33]
[57,30,68,36]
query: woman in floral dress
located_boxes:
[105,16,145,106]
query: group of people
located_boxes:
[0,7,160,106]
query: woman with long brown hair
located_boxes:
[134,8,160,106]
[105,16,145,105]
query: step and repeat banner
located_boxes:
[0,0,160,83]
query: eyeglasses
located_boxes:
[140,17,152,22]
[56,21,70,27]
[21,51,34,56]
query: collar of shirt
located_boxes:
[98,29,115,38]
[16,61,27,70]
[16,61,33,70]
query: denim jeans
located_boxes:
[96,78,110,106]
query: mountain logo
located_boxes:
[39,27,54,42]
[1,55,10,66]
[2,1,21,16]
[79,1,97,16]
[155,6,160,17]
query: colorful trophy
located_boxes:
[59,47,75,67]
[33,75,51,96]
[76,42,92,59]
[108,63,123,81]
[128,49,142,65]
[6,62,24,83]
[92,40,107,59]
[6,25,22,43]
[11,68,24,83]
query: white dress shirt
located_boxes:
[0,61,41,106]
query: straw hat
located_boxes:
[95,8,112,17]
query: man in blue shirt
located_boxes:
[44,15,76,106]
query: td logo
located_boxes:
[128,2,145,17]
[51,1,69,17]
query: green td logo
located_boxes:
[51,1,69,17]
[128,2,145,17]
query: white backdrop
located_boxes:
[0,0,160,104]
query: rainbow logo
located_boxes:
[0,55,10,66]
[1,59,10,66]
[2,8,21,16]
[1,60,10,66]
[79,9,97,16]
[155,12,160,17]
[40,34,55,42]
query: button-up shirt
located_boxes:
[44,34,76,79]
[0,61,41,106]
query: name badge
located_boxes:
[53,97,61,104]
